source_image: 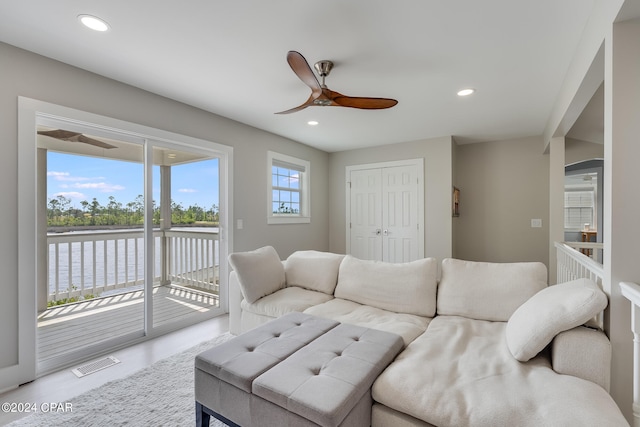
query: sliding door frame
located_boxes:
[15,97,233,382]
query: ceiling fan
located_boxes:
[37,129,117,149]
[276,51,398,114]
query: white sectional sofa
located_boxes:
[228,246,628,426]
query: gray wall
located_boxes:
[328,136,454,263]
[565,138,604,165]
[454,136,550,265]
[231,131,330,257]
[0,42,330,373]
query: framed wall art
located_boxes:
[453,187,460,217]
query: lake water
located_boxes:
[47,228,219,295]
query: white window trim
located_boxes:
[267,151,310,224]
[564,187,597,232]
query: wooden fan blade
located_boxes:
[278,51,398,113]
[37,129,82,140]
[286,51,322,96]
[332,95,398,110]
[78,134,117,149]
[275,94,316,114]
[38,129,116,149]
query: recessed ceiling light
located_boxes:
[307,120,319,126]
[457,88,475,97]
[78,14,110,32]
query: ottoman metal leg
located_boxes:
[196,402,210,427]
[196,401,241,427]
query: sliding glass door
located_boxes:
[150,146,221,330]
[27,105,228,376]
[40,139,147,369]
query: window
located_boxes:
[564,189,596,231]
[268,151,310,224]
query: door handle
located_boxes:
[383,229,390,236]
[373,229,382,236]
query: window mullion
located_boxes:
[272,186,300,192]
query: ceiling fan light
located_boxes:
[78,14,110,32]
[457,88,475,97]
[307,120,319,126]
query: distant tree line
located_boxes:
[47,194,219,227]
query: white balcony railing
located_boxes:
[561,240,604,264]
[619,281,640,427]
[164,229,219,292]
[555,241,604,329]
[555,241,604,285]
[47,228,219,303]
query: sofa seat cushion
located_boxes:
[372,316,627,427]
[241,286,334,319]
[303,298,431,347]
[437,258,548,321]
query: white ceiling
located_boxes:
[0,1,598,152]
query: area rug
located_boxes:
[8,334,233,427]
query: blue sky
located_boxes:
[47,152,219,210]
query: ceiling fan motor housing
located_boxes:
[314,60,334,77]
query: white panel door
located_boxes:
[349,168,383,261]
[348,160,422,262]
[382,165,420,262]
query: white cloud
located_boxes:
[48,171,69,179]
[48,171,104,182]
[72,182,125,193]
[179,188,198,193]
[53,191,86,200]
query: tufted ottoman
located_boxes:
[195,312,403,427]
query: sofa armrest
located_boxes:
[229,271,244,335]
[551,326,611,392]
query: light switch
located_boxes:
[237,219,243,229]
[531,219,542,228]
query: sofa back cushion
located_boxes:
[437,258,547,321]
[285,250,345,295]
[228,246,285,304]
[334,255,438,317]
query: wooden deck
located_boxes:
[37,285,219,363]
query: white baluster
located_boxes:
[621,282,640,426]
